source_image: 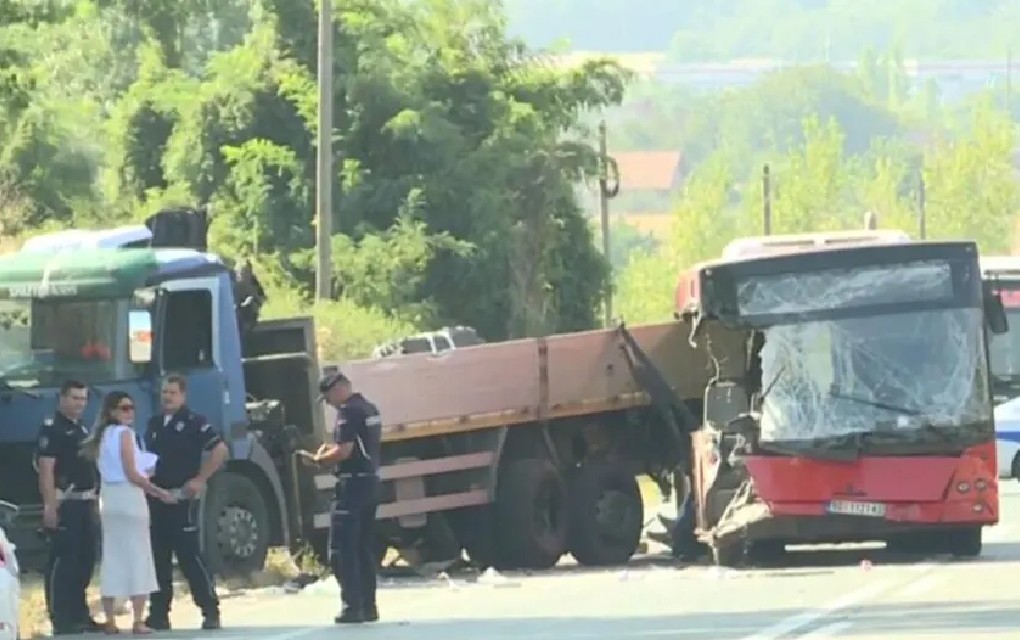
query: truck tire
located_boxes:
[495,458,567,569]
[566,460,644,566]
[947,526,982,558]
[202,472,272,577]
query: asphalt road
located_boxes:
[163,484,1020,640]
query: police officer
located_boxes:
[302,371,382,624]
[143,374,228,631]
[36,380,100,635]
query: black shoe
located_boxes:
[82,618,104,633]
[143,617,171,631]
[334,608,365,624]
[363,605,379,622]
[201,614,222,630]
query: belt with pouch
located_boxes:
[57,488,97,501]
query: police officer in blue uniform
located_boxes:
[303,371,382,624]
[36,380,100,635]
[143,374,228,631]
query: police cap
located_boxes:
[318,370,350,400]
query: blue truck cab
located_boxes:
[0,213,332,575]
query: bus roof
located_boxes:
[721,229,911,260]
[980,255,1020,277]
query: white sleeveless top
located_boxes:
[97,425,156,483]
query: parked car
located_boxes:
[995,397,1020,479]
[0,500,19,640]
[371,326,485,358]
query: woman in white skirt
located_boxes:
[83,392,175,634]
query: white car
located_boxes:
[0,501,19,640]
[995,397,1020,479]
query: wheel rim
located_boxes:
[595,489,638,543]
[216,504,259,561]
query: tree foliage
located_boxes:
[0,0,632,359]
[614,102,1020,324]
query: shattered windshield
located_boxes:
[738,260,990,443]
[0,298,126,388]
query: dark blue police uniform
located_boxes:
[35,412,98,634]
[329,392,382,622]
[143,407,221,628]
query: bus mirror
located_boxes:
[128,310,153,363]
[985,292,1008,335]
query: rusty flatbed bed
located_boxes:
[323,320,740,442]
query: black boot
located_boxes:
[143,616,171,631]
[363,604,379,622]
[334,607,365,624]
[201,612,222,630]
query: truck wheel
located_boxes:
[947,527,982,558]
[566,460,644,566]
[202,472,272,577]
[496,458,567,569]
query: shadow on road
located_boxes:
[369,537,1020,590]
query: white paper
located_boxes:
[136,451,158,477]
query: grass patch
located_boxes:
[19,577,48,639]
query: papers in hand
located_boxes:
[136,451,158,476]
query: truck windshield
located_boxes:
[0,298,124,388]
[740,260,991,445]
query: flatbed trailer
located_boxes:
[300,320,745,569]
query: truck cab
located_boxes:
[0,215,329,575]
[677,232,1005,565]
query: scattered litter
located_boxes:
[437,571,462,590]
[302,576,339,595]
[860,559,873,571]
[703,566,736,580]
[477,566,519,588]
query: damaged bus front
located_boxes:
[688,240,1006,566]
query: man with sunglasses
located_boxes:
[142,374,228,631]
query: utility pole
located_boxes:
[598,120,612,327]
[918,169,927,240]
[762,164,772,235]
[315,0,334,300]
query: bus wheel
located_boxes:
[1012,452,1020,480]
[947,527,982,558]
[711,539,746,568]
[566,460,644,566]
[747,540,786,565]
[203,472,272,577]
[496,458,567,569]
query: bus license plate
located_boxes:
[827,500,886,518]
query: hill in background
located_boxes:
[502,0,1019,60]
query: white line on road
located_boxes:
[798,620,854,638]
[738,579,893,640]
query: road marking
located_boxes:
[739,579,893,640]
[798,621,854,638]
